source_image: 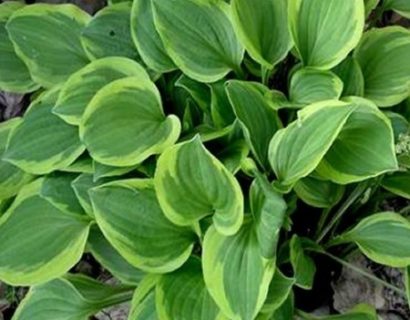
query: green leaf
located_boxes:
[80,76,180,167]
[260,269,295,314]
[294,176,345,208]
[268,100,354,187]
[90,179,196,273]
[203,179,286,320]
[0,118,33,200]
[0,2,38,93]
[290,235,316,289]
[6,3,90,88]
[298,304,377,320]
[209,81,236,129]
[384,0,410,18]
[54,57,150,125]
[81,2,139,60]
[365,0,380,17]
[354,26,410,107]
[381,171,410,200]
[61,154,94,174]
[154,136,244,236]
[0,180,91,285]
[288,0,364,69]
[71,173,102,217]
[40,172,85,215]
[93,161,137,181]
[157,257,225,320]
[88,226,145,285]
[4,89,85,175]
[385,111,409,141]
[332,56,365,97]
[12,274,133,320]
[231,0,292,68]
[131,0,176,73]
[226,80,281,170]
[317,97,398,184]
[175,74,211,114]
[152,0,244,82]
[341,212,410,267]
[289,68,343,106]
[129,275,159,320]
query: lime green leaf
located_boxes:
[4,89,85,175]
[231,0,292,68]
[209,81,236,128]
[317,97,398,184]
[341,212,410,267]
[0,2,38,93]
[152,0,244,82]
[175,74,211,114]
[131,0,176,73]
[93,161,137,181]
[226,80,281,170]
[0,118,33,200]
[6,3,90,88]
[365,0,380,17]
[0,180,91,285]
[157,257,225,320]
[384,0,410,18]
[81,2,139,60]
[80,76,180,167]
[381,171,410,200]
[290,235,316,289]
[90,179,196,273]
[268,100,354,187]
[288,0,364,69]
[203,179,286,320]
[332,56,365,97]
[354,26,410,107]
[269,292,295,320]
[298,304,377,320]
[40,172,85,215]
[289,68,343,106]
[62,154,94,174]
[155,136,244,235]
[88,226,144,285]
[71,173,102,217]
[294,176,345,208]
[54,57,150,125]
[261,269,295,314]
[13,274,133,320]
[129,275,159,320]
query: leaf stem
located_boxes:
[315,207,331,239]
[261,65,272,86]
[316,183,368,243]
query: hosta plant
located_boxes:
[0,0,410,319]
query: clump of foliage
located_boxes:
[0,0,410,319]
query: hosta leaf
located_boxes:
[88,226,144,285]
[62,154,93,174]
[93,161,137,181]
[129,275,159,320]
[289,68,343,106]
[156,257,225,320]
[175,75,211,114]
[317,97,398,184]
[0,118,33,200]
[231,0,292,68]
[12,274,133,320]
[4,89,85,175]
[298,304,377,320]
[385,112,409,140]
[81,2,139,60]
[216,139,249,174]
[365,0,380,17]
[0,180,91,285]
[226,80,281,170]
[384,0,410,18]
[294,176,345,208]
[131,0,176,73]
[152,0,244,82]
[203,179,286,320]
[381,171,410,200]
[332,57,365,97]
[340,212,410,267]
[288,0,364,69]
[154,136,244,236]
[290,235,316,289]
[80,76,180,167]
[40,172,85,215]
[6,3,90,88]
[72,173,102,217]
[209,81,236,129]
[354,26,410,107]
[261,269,295,314]
[90,179,196,273]
[268,100,354,188]
[54,57,150,125]
[0,2,38,93]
